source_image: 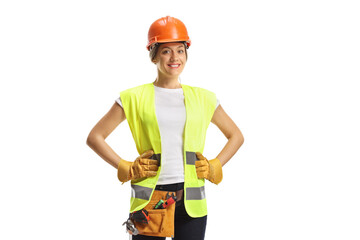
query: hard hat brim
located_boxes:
[146,39,191,51]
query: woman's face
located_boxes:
[153,42,187,78]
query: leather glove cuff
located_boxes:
[117,159,132,183]
[209,158,223,184]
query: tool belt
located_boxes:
[133,190,175,237]
[128,183,184,238]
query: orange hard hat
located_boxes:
[146,16,191,51]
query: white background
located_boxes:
[1,0,359,239]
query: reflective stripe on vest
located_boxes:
[185,151,197,165]
[130,184,206,201]
[120,83,217,218]
[131,185,153,200]
[186,186,206,200]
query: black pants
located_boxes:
[132,183,207,240]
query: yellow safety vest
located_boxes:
[120,83,217,218]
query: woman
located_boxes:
[86,16,244,240]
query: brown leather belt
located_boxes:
[175,189,184,202]
[155,182,184,202]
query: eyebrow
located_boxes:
[161,45,185,50]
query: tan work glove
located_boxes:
[117,150,159,183]
[195,152,223,184]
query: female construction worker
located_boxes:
[86,16,244,240]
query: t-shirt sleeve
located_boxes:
[115,97,123,108]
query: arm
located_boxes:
[211,105,244,166]
[86,102,126,169]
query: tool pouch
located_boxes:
[132,190,176,238]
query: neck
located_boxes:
[153,73,181,89]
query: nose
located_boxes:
[170,51,179,62]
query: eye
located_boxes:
[162,50,170,54]
[178,49,185,54]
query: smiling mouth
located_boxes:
[168,64,181,68]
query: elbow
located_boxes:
[239,134,244,147]
[86,134,94,148]
[238,129,244,146]
[233,128,244,147]
[86,132,100,148]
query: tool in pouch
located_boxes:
[123,190,177,237]
[122,209,149,235]
[122,218,138,235]
[154,192,177,209]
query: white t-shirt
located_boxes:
[116,85,219,185]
